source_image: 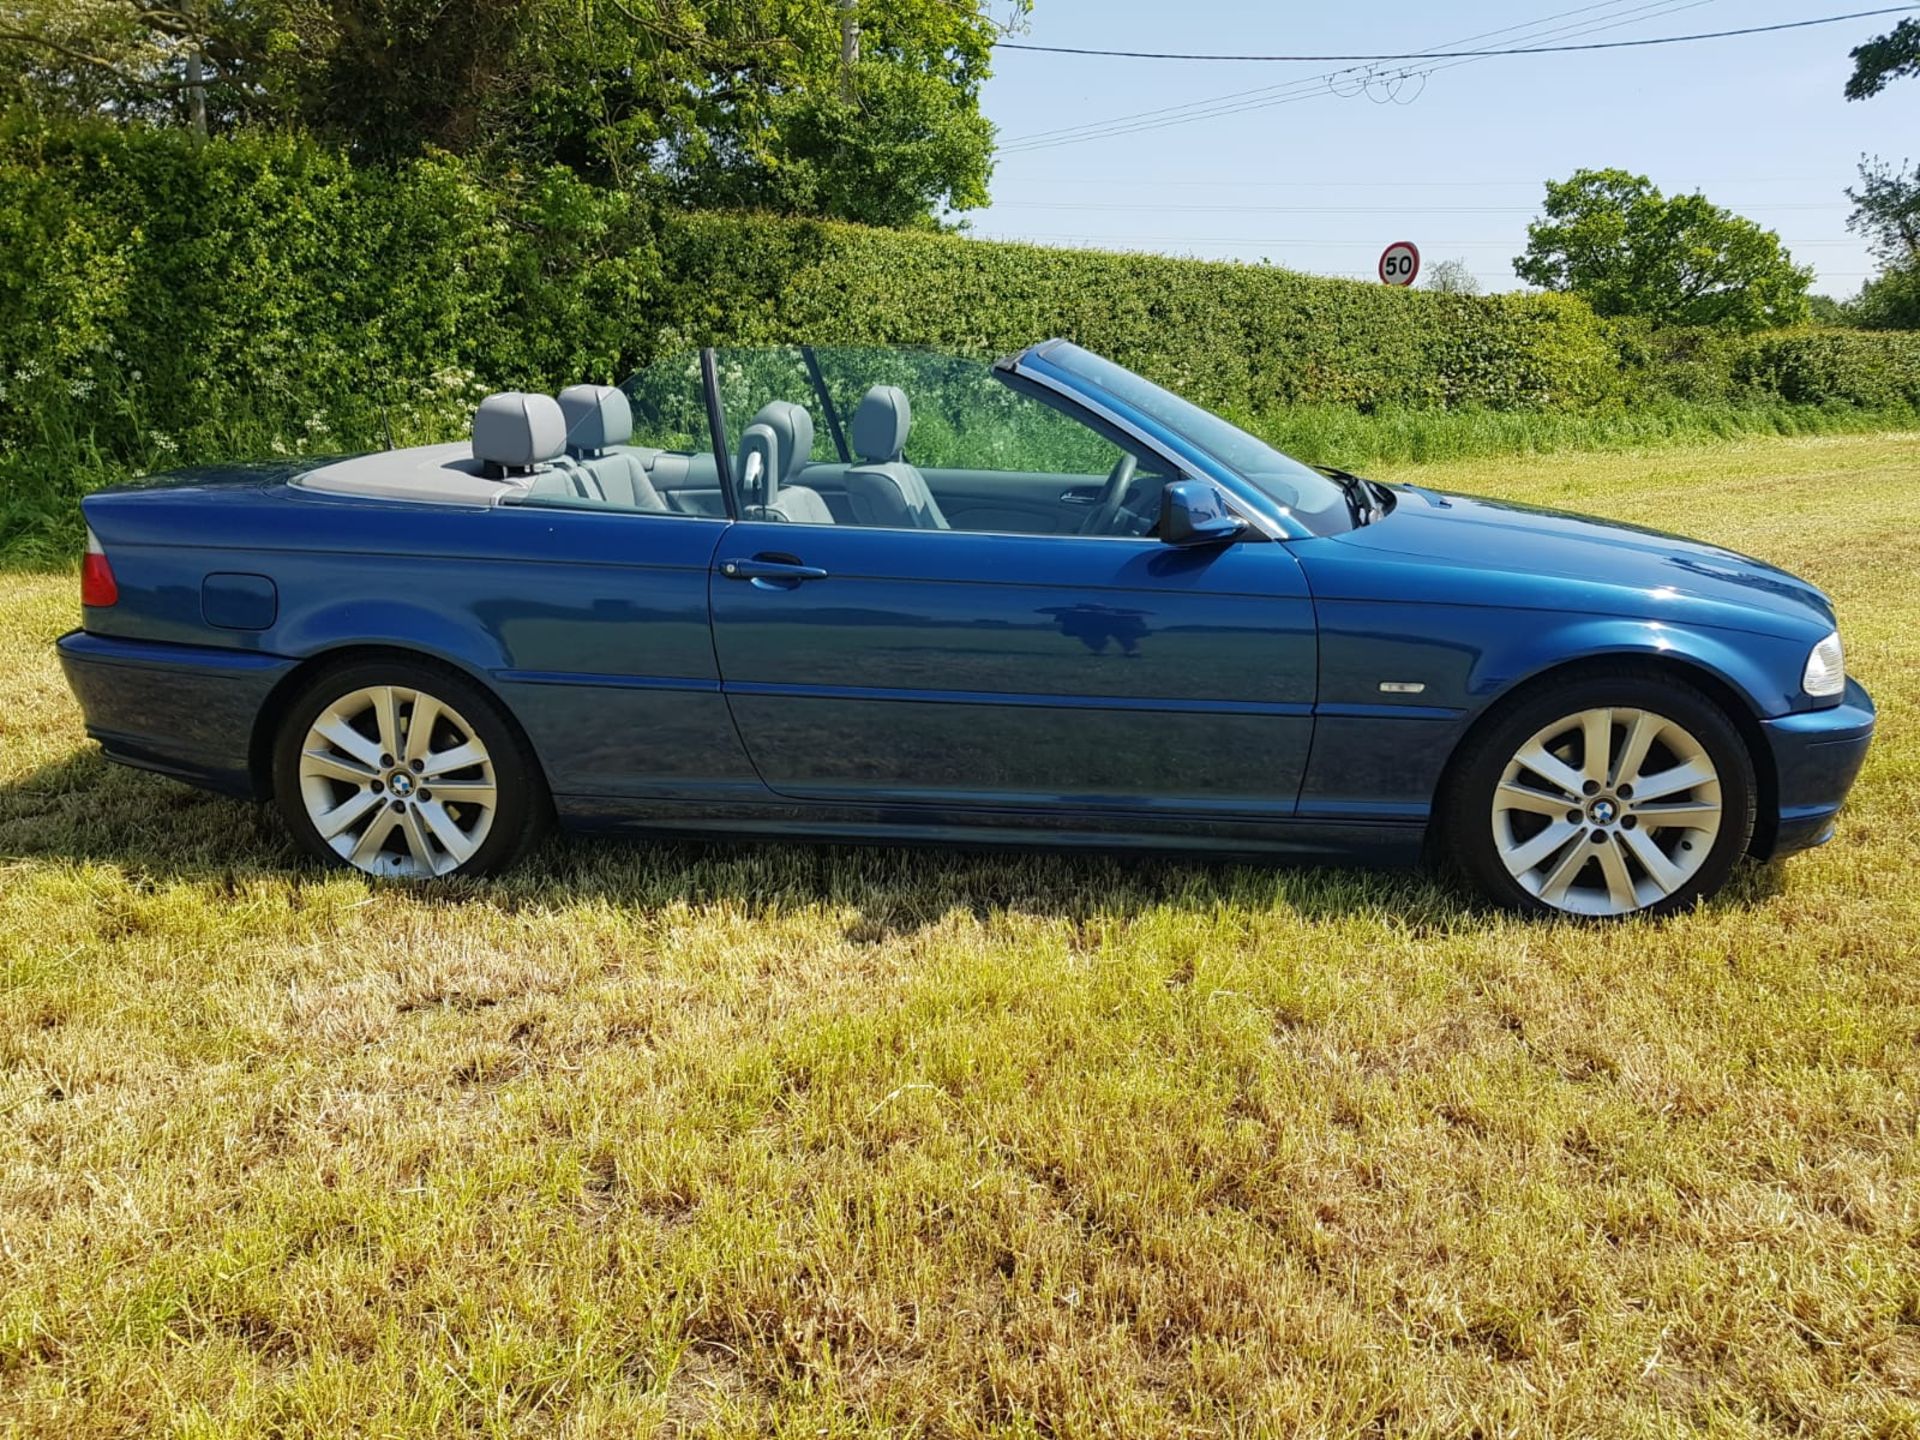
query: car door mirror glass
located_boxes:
[1160,480,1249,547]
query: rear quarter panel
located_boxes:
[80,481,764,804]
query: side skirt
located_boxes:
[553,794,1428,866]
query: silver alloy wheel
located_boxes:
[1491,706,1723,917]
[297,684,498,878]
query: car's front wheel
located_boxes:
[273,659,547,879]
[1447,671,1757,919]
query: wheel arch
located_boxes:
[247,644,551,804]
[1427,651,1779,859]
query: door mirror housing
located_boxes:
[1160,480,1249,547]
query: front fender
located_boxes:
[1478,616,1811,720]
[1297,601,1815,824]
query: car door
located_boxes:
[707,521,1317,816]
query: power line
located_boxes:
[1000,0,1687,148]
[986,201,1850,214]
[978,233,1863,246]
[998,0,1722,154]
[991,231,1864,250]
[990,176,1843,189]
[997,5,1920,62]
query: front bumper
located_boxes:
[56,630,295,798]
[1755,677,1876,860]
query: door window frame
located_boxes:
[701,344,1271,545]
[699,347,740,521]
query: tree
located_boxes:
[0,0,1014,228]
[1852,268,1920,329]
[1846,17,1920,99]
[1847,157,1920,266]
[1423,258,1480,295]
[1805,293,1857,327]
[1842,159,1920,329]
[1514,169,1813,330]
[1842,160,1920,330]
[0,0,285,127]
[1841,19,1920,328]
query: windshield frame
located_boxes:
[1005,340,1354,539]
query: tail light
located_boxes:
[81,527,118,608]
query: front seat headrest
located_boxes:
[473,392,566,476]
[748,401,815,483]
[557,385,633,456]
[852,386,911,464]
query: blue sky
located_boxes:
[962,0,1920,297]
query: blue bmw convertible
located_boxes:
[57,340,1874,918]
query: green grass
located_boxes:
[1246,398,1920,470]
[2,432,1919,1436]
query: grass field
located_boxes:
[2,433,1918,1437]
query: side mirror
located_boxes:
[1160,479,1249,547]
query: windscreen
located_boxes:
[1038,342,1353,531]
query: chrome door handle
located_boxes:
[1059,486,1102,505]
[719,557,828,583]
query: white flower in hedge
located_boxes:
[431,366,482,396]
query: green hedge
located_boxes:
[2,119,1917,555]
[1730,329,1920,408]
[0,121,659,456]
[655,213,1623,413]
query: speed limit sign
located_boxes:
[1379,241,1421,287]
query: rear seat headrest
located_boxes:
[473,392,566,474]
[852,386,911,463]
[557,384,633,456]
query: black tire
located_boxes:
[272,657,549,879]
[1442,667,1757,919]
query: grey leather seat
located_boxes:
[739,400,834,525]
[842,386,947,530]
[548,384,665,510]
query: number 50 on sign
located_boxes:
[1379,242,1421,287]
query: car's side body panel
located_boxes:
[62,466,1876,866]
[708,521,1319,815]
[1295,599,1817,824]
[1286,496,1854,832]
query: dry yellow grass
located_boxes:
[2,433,1918,1438]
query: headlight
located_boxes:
[1803,631,1845,698]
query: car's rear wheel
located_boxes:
[273,659,547,879]
[1447,671,1756,919]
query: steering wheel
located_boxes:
[1079,453,1138,536]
